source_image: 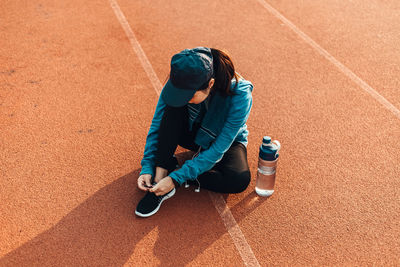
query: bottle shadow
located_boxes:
[0,153,268,266]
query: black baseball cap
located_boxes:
[161,47,214,107]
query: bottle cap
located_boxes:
[262,136,271,145]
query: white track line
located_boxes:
[109,0,162,95]
[209,192,261,267]
[256,0,400,120]
[109,0,260,266]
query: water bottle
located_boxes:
[255,136,281,197]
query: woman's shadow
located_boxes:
[0,152,268,267]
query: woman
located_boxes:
[135,47,253,217]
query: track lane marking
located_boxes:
[209,192,261,267]
[256,0,400,120]
[109,0,162,95]
[109,0,260,266]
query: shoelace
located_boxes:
[149,182,164,203]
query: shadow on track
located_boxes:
[0,152,268,266]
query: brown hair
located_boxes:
[208,48,239,96]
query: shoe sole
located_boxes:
[135,188,176,218]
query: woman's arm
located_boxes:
[168,85,253,185]
[139,94,167,178]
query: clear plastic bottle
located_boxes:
[255,136,281,197]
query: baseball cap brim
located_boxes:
[161,79,197,107]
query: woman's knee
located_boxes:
[164,104,187,116]
[231,170,251,193]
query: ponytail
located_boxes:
[210,48,239,96]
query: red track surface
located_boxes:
[1,0,399,265]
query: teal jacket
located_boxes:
[140,77,254,185]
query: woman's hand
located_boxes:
[137,174,152,191]
[149,176,175,196]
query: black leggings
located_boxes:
[154,105,251,194]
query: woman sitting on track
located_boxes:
[135,47,254,217]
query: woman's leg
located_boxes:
[154,105,199,181]
[154,105,250,193]
[196,142,251,193]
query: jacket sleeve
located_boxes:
[139,94,167,177]
[169,87,253,185]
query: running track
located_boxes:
[1,0,399,266]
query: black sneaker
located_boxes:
[135,188,176,217]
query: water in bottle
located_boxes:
[255,136,281,197]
